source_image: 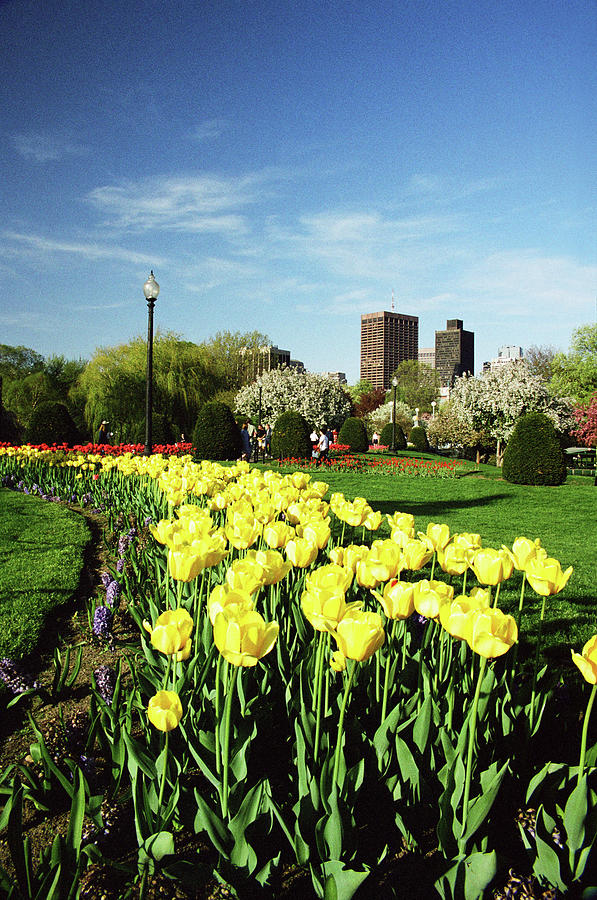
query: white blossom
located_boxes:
[234,367,352,429]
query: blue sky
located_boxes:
[1,0,596,383]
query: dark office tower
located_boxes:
[434,319,474,388]
[360,310,419,391]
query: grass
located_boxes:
[0,489,90,660]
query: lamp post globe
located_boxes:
[143,271,160,456]
[391,376,398,452]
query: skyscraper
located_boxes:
[434,319,474,388]
[360,310,419,390]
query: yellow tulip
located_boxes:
[413,579,454,619]
[305,563,353,596]
[363,509,383,531]
[144,608,194,656]
[471,548,514,586]
[420,522,451,552]
[167,547,206,582]
[402,540,434,572]
[330,650,347,672]
[452,532,482,553]
[437,542,470,576]
[501,536,542,571]
[342,543,370,574]
[466,607,518,658]
[334,496,372,527]
[376,579,415,620]
[329,546,345,566]
[386,511,415,533]
[571,635,597,684]
[356,540,402,588]
[297,518,331,549]
[525,556,574,596]
[252,549,292,585]
[390,526,415,548]
[224,516,262,550]
[148,690,183,731]
[213,607,279,667]
[439,593,490,641]
[225,557,265,594]
[208,584,254,625]
[263,520,294,549]
[285,538,319,568]
[301,589,361,632]
[333,609,385,661]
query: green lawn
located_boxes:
[0,489,90,660]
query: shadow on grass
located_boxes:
[369,493,512,517]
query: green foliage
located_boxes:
[0,491,90,660]
[129,413,176,447]
[270,410,313,459]
[192,402,242,461]
[502,412,566,486]
[199,329,271,390]
[0,405,21,443]
[26,401,81,446]
[338,416,369,452]
[550,323,597,404]
[409,425,429,451]
[390,360,440,412]
[380,421,406,449]
[0,344,45,380]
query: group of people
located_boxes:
[240,421,271,462]
[310,425,335,465]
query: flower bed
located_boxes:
[0,445,594,898]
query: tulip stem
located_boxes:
[157,731,169,827]
[578,683,597,786]
[333,659,357,787]
[313,632,326,759]
[529,597,546,732]
[221,664,239,818]
[461,655,487,840]
[381,619,398,723]
[510,573,526,679]
[214,655,224,775]
[493,582,501,608]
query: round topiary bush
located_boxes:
[26,401,81,446]
[380,422,406,450]
[409,425,429,451]
[338,416,369,452]
[192,402,242,461]
[271,411,313,461]
[502,412,566,486]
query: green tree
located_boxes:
[80,332,221,442]
[524,345,557,382]
[3,371,58,432]
[0,344,45,380]
[200,329,272,390]
[550,324,597,404]
[389,360,440,412]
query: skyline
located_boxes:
[1,0,596,384]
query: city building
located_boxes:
[434,319,474,388]
[487,345,524,372]
[320,372,347,384]
[238,345,291,383]
[360,310,419,391]
[418,347,436,368]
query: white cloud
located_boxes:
[3,232,164,267]
[85,173,270,233]
[191,119,227,142]
[10,132,88,163]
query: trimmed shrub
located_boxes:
[271,411,313,460]
[26,401,81,446]
[338,417,369,453]
[502,412,566,486]
[192,402,242,461]
[0,407,21,444]
[409,425,429,452]
[380,422,406,450]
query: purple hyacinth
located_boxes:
[100,572,113,588]
[0,658,39,694]
[92,606,113,640]
[105,579,121,608]
[94,665,117,705]
[116,558,125,573]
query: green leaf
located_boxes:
[123,731,157,780]
[533,806,567,893]
[322,790,344,860]
[321,860,370,900]
[563,773,588,855]
[193,790,232,856]
[462,759,509,845]
[413,694,432,753]
[139,831,175,863]
[65,768,86,855]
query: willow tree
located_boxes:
[80,332,222,442]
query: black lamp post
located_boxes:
[391,376,398,452]
[143,271,160,456]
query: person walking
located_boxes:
[318,426,330,464]
[97,421,109,444]
[240,422,252,462]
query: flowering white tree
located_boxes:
[234,367,352,430]
[450,360,575,464]
[366,400,413,435]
